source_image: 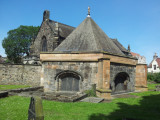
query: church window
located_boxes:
[154,65,156,70]
[42,36,47,51]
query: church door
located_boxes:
[60,73,80,92]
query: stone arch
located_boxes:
[41,36,47,51]
[111,72,130,94]
[55,71,82,92]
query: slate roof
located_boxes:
[54,17,125,56]
[111,39,128,53]
[48,20,75,38]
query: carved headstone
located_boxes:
[28,96,44,120]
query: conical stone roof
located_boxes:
[54,17,125,56]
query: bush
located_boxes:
[147,73,160,83]
[85,84,96,97]
[85,89,97,97]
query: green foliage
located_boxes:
[0,85,31,90]
[2,25,40,63]
[85,89,96,97]
[147,72,160,83]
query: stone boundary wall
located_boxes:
[0,63,41,86]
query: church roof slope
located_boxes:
[48,20,75,38]
[54,17,125,56]
[111,39,128,53]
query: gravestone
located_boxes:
[28,96,44,120]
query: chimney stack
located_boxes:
[43,10,50,21]
[153,53,158,60]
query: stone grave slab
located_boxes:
[80,97,104,103]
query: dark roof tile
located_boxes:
[54,17,125,56]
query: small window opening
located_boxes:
[154,65,156,70]
[42,36,47,51]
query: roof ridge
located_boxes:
[89,17,99,51]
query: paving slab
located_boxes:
[80,97,104,103]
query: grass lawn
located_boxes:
[0,84,160,120]
[0,85,31,90]
[147,83,160,90]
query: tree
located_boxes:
[2,25,40,63]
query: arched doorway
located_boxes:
[112,72,130,94]
[56,71,81,92]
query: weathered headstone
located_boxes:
[28,96,44,120]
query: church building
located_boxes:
[30,9,147,99]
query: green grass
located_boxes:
[147,83,160,90]
[0,85,31,90]
[0,91,160,120]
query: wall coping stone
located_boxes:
[0,63,41,66]
[40,52,137,60]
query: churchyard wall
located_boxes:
[0,63,41,86]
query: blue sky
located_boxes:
[0,0,160,64]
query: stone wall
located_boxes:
[135,64,148,91]
[41,61,98,92]
[110,63,136,92]
[0,64,41,86]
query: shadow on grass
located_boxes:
[89,94,160,120]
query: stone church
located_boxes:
[29,9,147,99]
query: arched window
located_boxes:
[41,36,47,51]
